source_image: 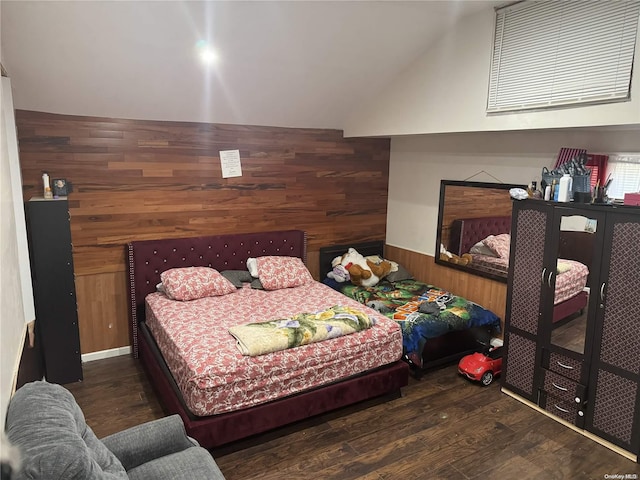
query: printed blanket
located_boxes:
[229,305,375,356]
[341,280,501,365]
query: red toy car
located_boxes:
[458,345,503,386]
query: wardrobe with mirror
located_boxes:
[501,199,640,461]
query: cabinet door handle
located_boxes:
[552,382,568,392]
[547,270,553,288]
[554,404,570,413]
[541,268,547,285]
[600,282,606,302]
[556,361,574,370]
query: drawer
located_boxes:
[543,350,583,382]
[539,391,586,429]
[541,368,587,405]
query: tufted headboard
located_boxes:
[126,230,307,357]
[448,216,512,256]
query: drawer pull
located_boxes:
[556,361,574,370]
[554,404,570,413]
[552,382,568,392]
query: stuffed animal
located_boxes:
[327,264,350,283]
[439,243,472,266]
[336,248,395,287]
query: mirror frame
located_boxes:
[435,180,526,283]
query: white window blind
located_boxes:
[606,154,640,199]
[487,0,640,113]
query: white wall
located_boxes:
[387,128,640,256]
[344,8,640,137]
[1,77,35,430]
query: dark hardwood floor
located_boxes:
[64,356,640,480]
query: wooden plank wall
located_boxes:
[439,185,514,250]
[16,111,390,354]
[385,245,507,333]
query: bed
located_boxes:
[126,230,409,449]
[319,242,501,378]
[449,216,590,324]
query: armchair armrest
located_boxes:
[101,415,196,471]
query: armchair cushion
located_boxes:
[5,381,127,479]
[101,415,196,471]
[127,447,225,480]
[5,381,226,480]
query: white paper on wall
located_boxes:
[220,150,242,178]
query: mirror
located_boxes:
[550,215,599,354]
[435,180,526,283]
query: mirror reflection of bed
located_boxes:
[549,215,597,354]
[436,180,525,283]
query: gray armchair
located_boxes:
[4,381,225,480]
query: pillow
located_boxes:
[246,258,259,277]
[384,263,413,282]
[482,234,511,259]
[254,256,313,290]
[160,267,236,301]
[250,278,264,290]
[220,270,253,288]
[469,241,499,257]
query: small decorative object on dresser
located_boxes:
[52,178,69,196]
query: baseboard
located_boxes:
[81,346,131,363]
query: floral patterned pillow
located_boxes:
[160,267,236,301]
[254,256,313,290]
[482,233,511,259]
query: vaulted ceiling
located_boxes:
[1,1,499,130]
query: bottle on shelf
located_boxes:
[42,172,53,200]
[531,181,543,199]
[558,173,573,202]
[552,179,559,201]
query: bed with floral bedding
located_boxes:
[127,230,409,450]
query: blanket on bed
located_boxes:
[228,305,375,356]
[341,280,501,363]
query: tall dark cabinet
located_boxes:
[502,199,640,461]
[26,198,82,384]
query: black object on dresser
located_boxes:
[26,198,82,384]
[501,199,640,461]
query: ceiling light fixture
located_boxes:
[196,40,219,66]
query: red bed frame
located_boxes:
[126,230,409,449]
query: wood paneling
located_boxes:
[17,111,389,353]
[385,245,507,332]
[440,184,514,251]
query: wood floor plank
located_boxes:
[63,355,640,479]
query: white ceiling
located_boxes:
[1,1,499,130]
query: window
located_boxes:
[606,154,640,200]
[488,0,640,113]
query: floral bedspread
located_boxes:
[340,280,501,363]
[228,305,375,356]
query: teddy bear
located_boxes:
[439,243,472,266]
[336,248,395,287]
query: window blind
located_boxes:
[487,0,640,113]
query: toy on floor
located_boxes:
[458,343,503,386]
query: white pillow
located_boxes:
[246,257,259,277]
[469,240,499,257]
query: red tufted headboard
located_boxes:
[448,216,512,256]
[126,230,307,357]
